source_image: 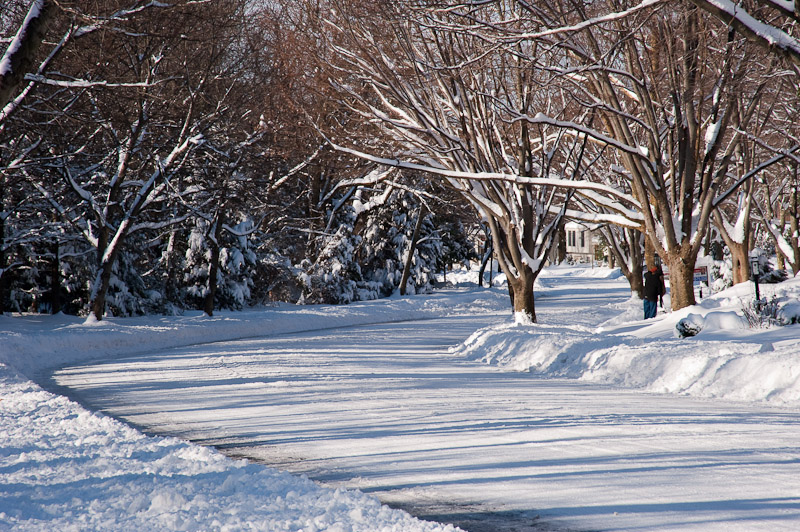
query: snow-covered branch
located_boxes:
[328,141,640,210]
[23,74,167,89]
[687,0,800,66]
[520,113,650,160]
[713,145,800,207]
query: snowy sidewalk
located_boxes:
[48,271,800,532]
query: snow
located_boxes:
[1,369,451,532]
[0,0,45,78]
[2,264,800,531]
[704,120,721,156]
[1,290,505,532]
[460,267,800,405]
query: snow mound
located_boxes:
[454,276,800,406]
[541,265,625,279]
[0,364,460,532]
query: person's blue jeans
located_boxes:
[643,299,657,319]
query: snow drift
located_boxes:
[454,269,800,406]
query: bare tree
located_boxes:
[760,162,800,274]
[315,1,639,322]
[503,1,794,309]
[19,1,252,320]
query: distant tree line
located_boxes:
[301,0,800,320]
[1,0,478,319]
[3,0,800,322]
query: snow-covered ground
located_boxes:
[2,265,800,531]
[1,289,505,532]
[459,266,800,405]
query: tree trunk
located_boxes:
[603,227,644,299]
[644,234,657,269]
[713,207,752,285]
[203,214,224,316]
[90,251,118,320]
[728,242,750,285]
[790,215,800,275]
[477,241,491,287]
[556,221,567,264]
[627,263,644,300]
[50,239,61,313]
[399,205,425,296]
[0,0,56,111]
[0,193,6,314]
[90,217,114,320]
[667,254,696,310]
[509,266,536,323]
[628,232,645,299]
[607,249,616,269]
[776,249,786,271]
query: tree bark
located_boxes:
[203,213,224,316]
[0,0,56,111]
[509,266,536,323]
[557,219,567,264]
[713,206,752,285]
[0,201,6,315]
[644,234,657,270]
[628,263,644,300]
[666,254,695,310]
[625,236,645,300]
[728,243,750,285]
[477,241,492,287]
[399,205,425,296]
[790,215,800,275]
[50,239,61,313]
[90,247,120,320]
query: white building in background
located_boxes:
[565,221,595,263]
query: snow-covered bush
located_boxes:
[98,247,153,317]
[298,191,448,304]
[298,221,361,305]
[297,203,361,305]
[760,269,789,284]
[435,217,478,276]
[711,257,733,293]
[676,314,704,337]
[1,228,92,315]
[251,251,300,305]
[741,296,781,329]
[216,220,258,310]
[778,299,800,325]
[358,193,440,297]
[181,217,257,311]
[183,220,213,307]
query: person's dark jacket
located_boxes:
[643,268,665,302]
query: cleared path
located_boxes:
[50,280,800,532]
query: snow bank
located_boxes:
[0,366,459,532]
[2,290,509,532]
[1,288,508,378]
[453,275,800,406]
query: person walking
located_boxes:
[643,264,665,319]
